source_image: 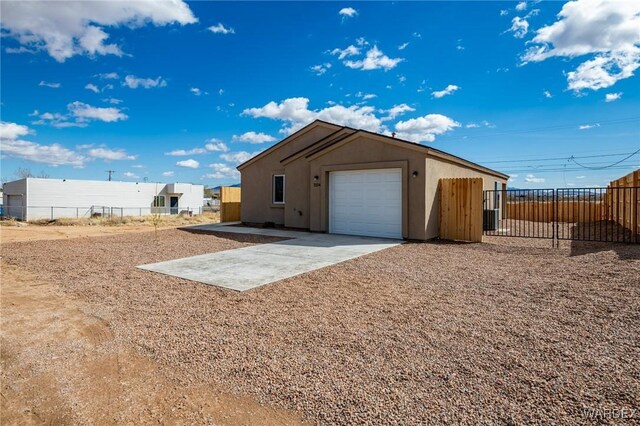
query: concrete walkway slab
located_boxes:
[137,224,401,291]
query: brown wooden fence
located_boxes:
[505,200,604,223]
[602,169,639,237]
[220,186,241,222]
[439,177,483,242]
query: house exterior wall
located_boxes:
[239,122,508,241]
[307,135,428,240]
[2,179,28,220]
[424,157,508,239]
[2,178,204,220]
[240,125,339,225]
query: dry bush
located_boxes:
[4,212,220,228]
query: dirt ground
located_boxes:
[0,234,301,425]
[2,227,639,424]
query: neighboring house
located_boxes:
[238,120,508,240]
[2,178,204,221]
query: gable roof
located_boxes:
[237,120,508,180]
[236,120,342,170]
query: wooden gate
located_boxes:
[439,178,483,242]
[220,186,241,222]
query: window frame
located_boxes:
[272,174,285,204]
[153,195,166,208]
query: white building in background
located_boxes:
[2,178,204,221]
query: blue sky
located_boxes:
[1,0,638,188]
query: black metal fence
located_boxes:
[483,187,640,244]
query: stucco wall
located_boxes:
[239,124,507,241]
[424,157,508,239]
[307,135,428,239]
[240,125,338,225]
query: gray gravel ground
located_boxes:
[3,229,639,425]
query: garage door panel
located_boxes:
[329,169,402,239]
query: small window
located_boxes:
[273,175,285,204]
[153,195,165,207]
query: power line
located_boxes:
[481,151,637,164]
[445,115,640,142]
[569,148,640,170]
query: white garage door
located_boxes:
[329,169,402,239]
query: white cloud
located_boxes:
[543,90,553,98]
[465,121,495,129]
[576,175,586,179]
[123,75,167,89]
[398,42,409,50]
[398,75,407,83]
[85,83,99,93]
[219,151,262,165]
[310,63,332,76]
[205,140,229,152]
[344,46,404,71]
[5,46,36,54]
[102,97,123,104]
[232,131,277,144]
[515,2,527,11]
[579,123,600,130]
[190,87,202,96]
[243,97,383,134]
[132,164,145,168]
[605,92,623,102]
[500,9,509,16]
[394,114,460,143]
[330,45,360,60]
[39,81,60,88]
[87,147,136,161]
[123,171,139,179]
[525,174,545,183]
[0,121,32,139]
[204,163,240,180]
[507,16,529,39]
[355,92,377,100]
[0,122,86,167]
[176,159,199,169]
[431,84,460,98]
[33,102,127,128]
[68,101,127,122]
[162,171,174,177]
[521,0,640,91]
[165,147,207,156]
[165,140,229,156]
[413,32,422,39]
[381,104,415,121]
[339,7,357,18]
[218,88,224,96]
[97,72,119,79]
[208,23,234,34]
[0,1,196,62]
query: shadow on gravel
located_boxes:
[178,228,288,244]
[569,240,640,260]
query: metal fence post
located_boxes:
[51,206,54,220]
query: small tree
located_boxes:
[14,167,33,178]
[151,184,163,240]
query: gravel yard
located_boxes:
[3,229,639,424]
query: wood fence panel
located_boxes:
[604,169,639,238]
[439,177,483,242]
[220,186,241,222]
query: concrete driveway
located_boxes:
[137,224,401,291]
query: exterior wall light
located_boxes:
[412,171,419,178]
[313,175,319,182]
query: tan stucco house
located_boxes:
[237,120,508,240]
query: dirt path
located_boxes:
[0,224,187,244]
[0,262,302,425]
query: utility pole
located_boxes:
[106,170,116,181]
